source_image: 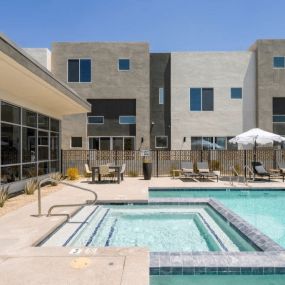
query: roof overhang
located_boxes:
[0,34,90,119]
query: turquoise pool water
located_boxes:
[48,204,256,251]
[150,189,285,247]
[150,275,285,285]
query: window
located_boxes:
[38,131,49,160]
[215,137,226,150]
[68,59,91,82]
[88,116,104,124]
[155,136,168,148]
[227,137,238,150]
[22,109,37,128]
[191,136,230,150]
[22,127,36,163]
[119,116,136,124]
[118,59,130,71]
[191,137,202,150]
[273,98,285,135]
[190,88,214,111]
[38,114,49,130]
[273,56,285,68]
[159,88,164,105]
[89,137,135,150]
[231,88,242,99]
[1,102,20,124]
[71,137,82,148]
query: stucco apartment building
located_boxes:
[9,37,285,153]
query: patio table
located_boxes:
[91,166,121,184]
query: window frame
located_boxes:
[88,136,136,151]
[273,56,285,69]
[119,115,136,125]
[67,58,92,83]
[159,87,164,105]
[118,58,131,71]
[70,137,83,148]
[87,116,104,125]
[189,87,214,112]
[155,136,168,149]
[231,87,243,99]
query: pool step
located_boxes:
[42,206,100,247]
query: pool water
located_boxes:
[150,189,285,247]
[42,204,257,251]
[150,275,285,285]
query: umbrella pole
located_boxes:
[253,139,257,181]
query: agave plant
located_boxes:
[0,185,9,207]
[50,172,63,186]
[24,178,38,195]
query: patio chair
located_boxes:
[197,162,219,182]
[251,161,277,181]
[120,163,126,181]
[276,161,285,182]
[84,164,92,180]
[181,161,200,179]
[99,165,115,182]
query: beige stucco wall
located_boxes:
[170,52,256,149]
[51,42,150,150]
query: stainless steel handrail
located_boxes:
[244,165,254,185]
[36,177,97,221]
[230,166,240,186]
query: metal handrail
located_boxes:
[36,177,97,221]
[244,165,254,185]
[230,166,240,186]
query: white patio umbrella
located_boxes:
[229,128,285,162]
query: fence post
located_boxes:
[115,150,118,166]
[273,149,277,169]
[200,150,203,162]
[156,150,159,177]
[244,150,247,178]
[60,149,63,174]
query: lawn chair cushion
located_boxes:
[255,165,267,174]
[199,168,209,173]
[182,168,193,172]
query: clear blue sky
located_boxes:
[1,0,285,52]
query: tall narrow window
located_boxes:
[190,88,202,111]
[68,59,91,82]
[159,88,164,105]
[273,97,285,135]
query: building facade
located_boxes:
[25,39,285,151]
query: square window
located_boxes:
[273,57,285,68]
[155,136,168,148]
[119,116,136,124]
[190,88,214,111]
[118,59,130,71]
[71,137,82,148]
[231,88,242,99]
[68,59,91,82]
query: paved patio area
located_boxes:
[0,176,284,284]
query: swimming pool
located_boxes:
[41,204,258,252]
[150,189,285,247]
[150,275,285,285]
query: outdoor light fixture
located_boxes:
[151,121,155,125]
[141,137,144,143]
[183,137,186,143]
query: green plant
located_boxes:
[0,186,9,208]
[128,170,139,177]
[210,160,220,171]
[24,178,38,195]
[67,168,79,180]
[50,172,62,186]
[143,157,152,163]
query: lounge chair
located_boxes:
[251,162,277,181]
[181,161,200,179]
[276,161,285,182]
[84,164,92,180]
[120,163,126,181]
[197,162,219,182]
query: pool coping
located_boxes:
[148,197,285,275]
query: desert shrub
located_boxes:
[50,172,63,186]
[24,178,38,195]
[67,168,79,180]
[128,171,139,177]
[210,160,220,171]
[233,164,242,176]
[0,186,9,207]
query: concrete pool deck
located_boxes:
[0,177,285,284]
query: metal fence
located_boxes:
[61,149,285,177]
